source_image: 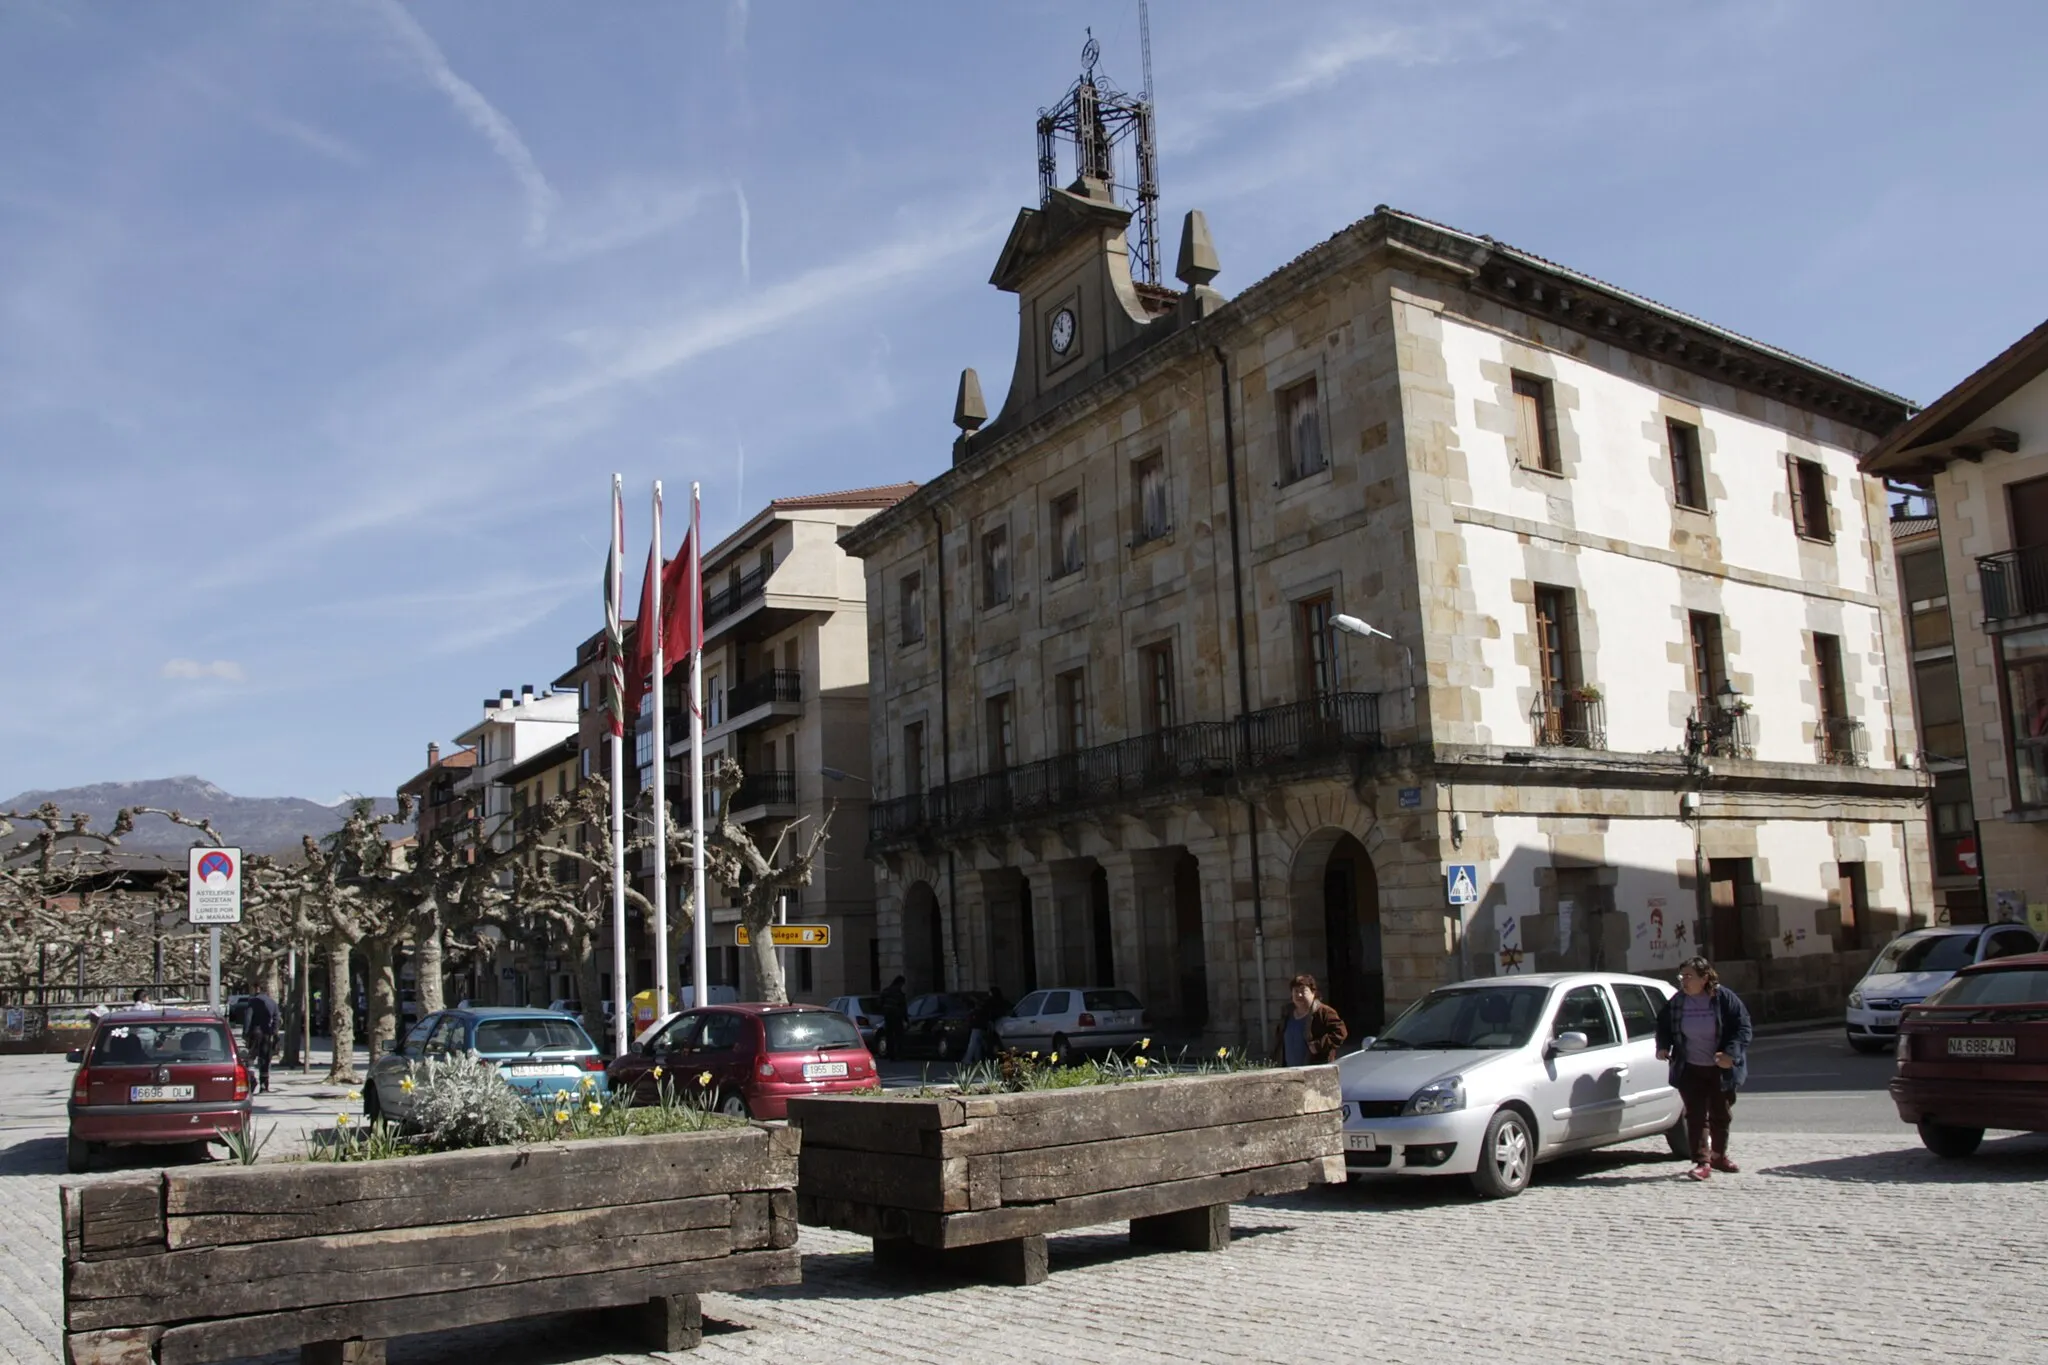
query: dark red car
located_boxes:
[65,1009,252,1172]
[1891,950,2048,1157]
[608,1003,876,1120]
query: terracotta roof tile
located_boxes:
[768,481,919,511]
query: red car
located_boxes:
[1891,950,2048,1157]
[608,1003,876,1120]
[65,1009,252,1172]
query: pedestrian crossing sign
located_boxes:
[1446,865,1480,905]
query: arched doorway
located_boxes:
[902,881,944,994]
[1297,833,1383,1034]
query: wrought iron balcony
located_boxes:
[732,770,797,811]
[1978,544,2048,628]
[727,669,802,715]
[1686,705,1756,760]
[1531,694,1607,750]
[1818,715,1867,767]
[867,692,1382,847]
[705,559,772,626]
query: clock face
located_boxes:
[1049,308,1076,357]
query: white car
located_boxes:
[1338,972,1685,1198]
[1845,923,2039,1052]
[993,987,1147,1057]
[825,995,886,1051]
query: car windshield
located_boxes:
[91,1022,232,1065]
[853,997,885,1014]
[764,1011,863,1052]
[1924,969,2048,1007]
[1370,986,1549,1050]
[1083,990,1143,1011]
[472,1017,594,1055]
[1872,933,1977,975]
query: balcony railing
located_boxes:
[733,770,797,810]
[1686,705,1757,760]
[1978,545,2048,628]
[1531,694,1607,750]
[868,692,1381,846]
[728,669,802,715]
[705,559,772,626]
[1819,715,1868,767]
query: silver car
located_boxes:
[1338,972,1685,1198]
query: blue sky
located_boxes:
[5,1,2045,803]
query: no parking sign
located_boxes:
[188,847,244,925]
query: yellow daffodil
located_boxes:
[651,1065,663,1080]
[697,1071,713,1087]
[1049,1052,1060,1064]
[580,1075,596,1091]
[1029,1051,1040,1060]
[399,1076,415,1094]
[1140,1037,1152,1050]
[553,1109,570,1124]
[586,1101,603,1116]
[335,1113,351,1127]
[345,1090,361,1102]
[1134,1056,1149,1069]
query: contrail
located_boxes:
[735,435,746,518]
[734,182,751,287]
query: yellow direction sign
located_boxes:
[735,924,831,948]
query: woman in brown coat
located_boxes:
[1275,973,1348,1065]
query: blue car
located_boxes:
[364,1007,609,1123]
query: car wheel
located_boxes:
[363,1082,383,1122]
[1918,1120,1984,1159]
[1469,1109,1535,1199]
[65,1136,91,1174]
[1663,1113,1691,1159]
[718,1091,750,1119]
[1846,1033,1886,1055]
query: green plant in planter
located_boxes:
[929,1039,1267,1095]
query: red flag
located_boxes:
[625,542,658,718]
[659,526,699,664]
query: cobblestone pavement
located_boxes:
[6,1049,2046,1365]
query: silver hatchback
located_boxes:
[1338,972,1686,1198]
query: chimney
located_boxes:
[427,742,440,768]
[521,684,536,703]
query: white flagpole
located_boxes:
[651,481,671,1022]
[690,482,710,1014]
[608,475,629,1059]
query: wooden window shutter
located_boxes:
[1787,457,1807,537]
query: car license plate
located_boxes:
[507,1064,575,1077]
[1344,1132,1378,1152]
[129,1085,194,1102]
[1948,1036,2016,1057]
[803,1061,849,1080]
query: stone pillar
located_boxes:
[1094,851,1146,1003]
[1183,834,1243,1046]
[1048,859,1097,985]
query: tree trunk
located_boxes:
[364,937,398,1061]
[324,938,358,1084]
[415,907,446,1013]
[742,897,788,1005]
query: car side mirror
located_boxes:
[1353,1036,1376,1051]
[66,1049,83,1064]
[1549,1031,1590,1055]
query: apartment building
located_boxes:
[847,173,1932,1044]
[648,485,915,1001]
[499,734,580,1005]
[451,685,580,856]
[1862,317,2048,936]
[395,741,476,857]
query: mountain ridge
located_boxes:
[2,776,404,855]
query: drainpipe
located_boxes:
[1213,343,1271,1051]
[930,505,963,991]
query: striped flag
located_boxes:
[604,477,627,738]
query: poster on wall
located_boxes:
[1995,888,2026,924]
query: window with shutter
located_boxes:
[1789,457,1832,542]
[1511,374,1561,474]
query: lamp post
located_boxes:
[1331,613,1415,706]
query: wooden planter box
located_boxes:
[61,1125,800,1365]
[789,1067,1343,1285]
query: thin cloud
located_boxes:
[734,181,752,286]
[726,0,749,55]
[372,0,558,244]
[158,60,369,167]
[162,659,246,683]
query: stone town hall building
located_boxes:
[843,168,1932,1045]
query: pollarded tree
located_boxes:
[694,758,833,1007]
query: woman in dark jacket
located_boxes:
[1274,974,1348,1065]
[1654,955,1754,1181]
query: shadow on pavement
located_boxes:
[0,1135,68,1176]
[211,1304,754,1365]
[1762,1132,2048,1186]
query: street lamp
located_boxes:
[1713,679,1744,713]
[820,767,872,787]
[1331,614,1414,701]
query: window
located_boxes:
[1788,456,1832,542]
[1511,373,1561,474]
[986,694,1016,772]
[1140,643,1176,732]
[757,546,775,580]
[1611,984,1663,1041]
[1550,985,1618,1048]
[1687,612,1727,707]
[1056,669,1088,753]
[1050,491,1083,578]
[1278,377,1326,483]
[1814,632,1849,723]
[579,747,593,780]
[1667,419,1705,510]
[980,526,1010,608]
[1132,452,1170,544]
[1012,991,1048,1017]
[1533,586,1583,743]
[1985,928,2039,961]
[898,572,925,645]
[1042,990,1072,1014]
[902,721,925,794]
[2000,625,2048,807]
[1297,595,1338,700]
[706,675,725,727]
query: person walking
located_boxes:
[243,990,281,1094]
[1274,973,1348,1065]
[878,976,908,1061]
[1655,955,1753,1181]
